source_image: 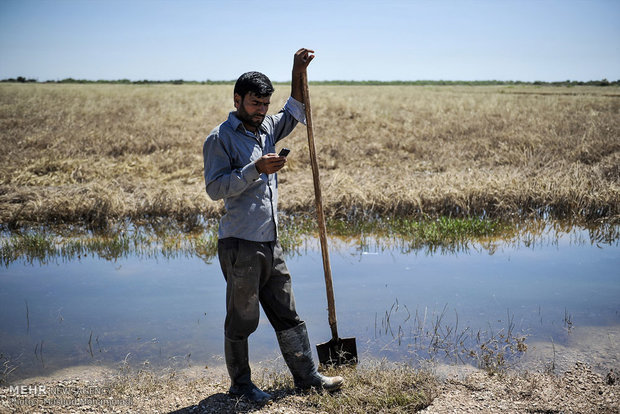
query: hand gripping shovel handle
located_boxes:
[300,70,339,342]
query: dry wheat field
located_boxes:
[0,83,618,230]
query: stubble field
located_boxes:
[1,82,619,412]
[0,83,618,229]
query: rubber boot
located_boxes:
[224,338,271,403]
[276,322,344,391]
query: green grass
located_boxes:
[293,362,436,413]
[329,215,505,239]
[256,360,437,413]
[0,232,56,265]
[1,216,616,265]
[0,221,220,266]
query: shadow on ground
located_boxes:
[168,387,308,414]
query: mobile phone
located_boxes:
[278,148,291,157]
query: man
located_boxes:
[202,48,344,403]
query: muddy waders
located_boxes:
[219,240,343,401]
[277,322,344,391]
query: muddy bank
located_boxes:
[1,360,618,413]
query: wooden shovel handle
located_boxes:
[300,70,339,341]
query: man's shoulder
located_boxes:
[205,117,235,143]
[260,110,288,134]
[205,123,222,140]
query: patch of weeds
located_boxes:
[111,355,172,396]
[473,311,529,375]
[302,362,438,413]
[326,215,510,253]
[0,221,223,265]
[0,353,18,385]
[374,301,529,375]
[0,232,56,265]
[278,215,314,255]
[563,308,574,333]
[64,232,133,260]
[190,226,219,263]
[2,216,615,264]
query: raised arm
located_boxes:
[291,48,315,103]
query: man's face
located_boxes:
[234,92,271,131]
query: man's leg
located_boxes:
[217,238,271,403]
[261,241,344,391]
[258,241,301,331]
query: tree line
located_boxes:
[2,76,618,87]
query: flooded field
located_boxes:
[1,221,618,383]
[2,82,617,386]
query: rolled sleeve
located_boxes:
[283,96,306,125]
[241,162,260,182]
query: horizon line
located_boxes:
[2,77,619,86]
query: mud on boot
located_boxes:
[276,322,344,391]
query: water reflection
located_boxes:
[341,218,619,257]
[1,218,618,266]
[0,221,618,382]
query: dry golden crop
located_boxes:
[1,83,618,228]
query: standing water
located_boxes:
[0,222,618,382]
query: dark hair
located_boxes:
[234,71,274,99]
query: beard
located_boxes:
[236,104,264,130]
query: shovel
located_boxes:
[300,70,358,366]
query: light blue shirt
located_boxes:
[203,97,305,242]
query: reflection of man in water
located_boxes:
[202,48,343,403]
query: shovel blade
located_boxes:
[316,337,358,366]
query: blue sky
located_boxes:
[0,0,618,82]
